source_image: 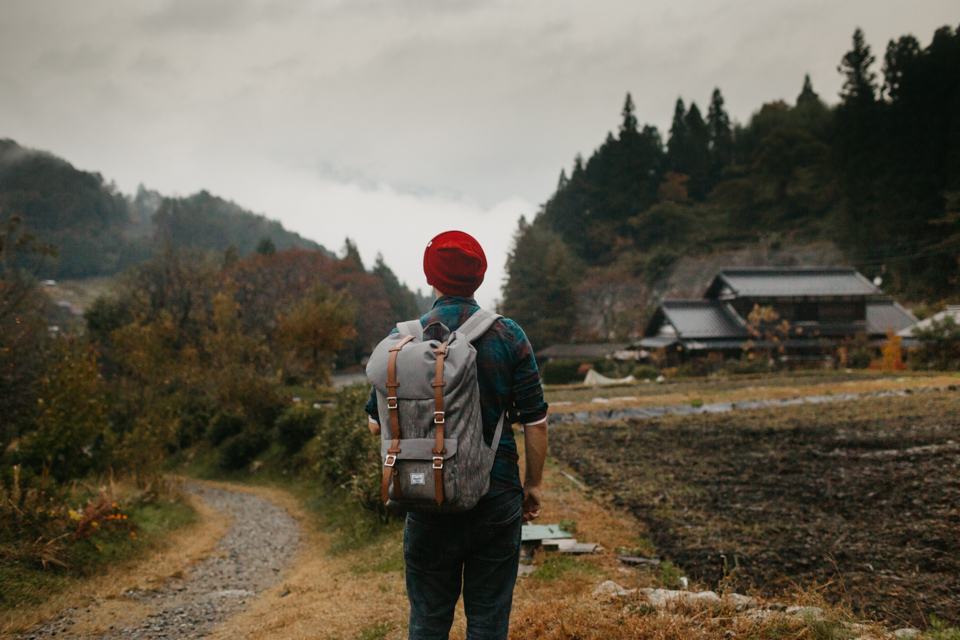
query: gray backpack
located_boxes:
[365,309,504,513]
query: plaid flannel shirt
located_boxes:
[365,296,548,500]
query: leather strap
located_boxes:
[430,340,449,505]
[382,334,415,503]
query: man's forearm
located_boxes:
[522,422,548,487]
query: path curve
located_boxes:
[17,483,301,640]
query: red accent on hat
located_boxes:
[423,231,487,297]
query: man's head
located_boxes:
[423,230,487,298]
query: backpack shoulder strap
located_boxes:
[458,309,503,343]
[396,319,424,341]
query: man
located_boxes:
[364,230,548,640]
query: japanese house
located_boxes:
[641,267,917,361]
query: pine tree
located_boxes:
[341,238,365,272]
[684,103,711,200]
[707,88,733,179]
[797,74,820,105]
[838,28,878,106]
[667,98,689,172]
[372,253,420,321]
[256,237,276,256]
[619,93,638,136]
[882,35,920,99]
[500,217,580,349]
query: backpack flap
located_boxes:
[381,437,458,505]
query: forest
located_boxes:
[502,25,960,350]
[0,139,328,279]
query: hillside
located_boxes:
[0,139,328,279]
[502,24,960,349]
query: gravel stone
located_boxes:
[17,484,301,640]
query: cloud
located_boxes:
[2,0,959,310]
[140,0,249,33]
[34,45,114,74]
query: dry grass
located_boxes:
[546,373,959,414]
[0,487,229,638]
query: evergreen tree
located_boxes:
[256,237,276,256]
[341,238,365,272]
[797,74,820,105]
[372,253,421,321]
[619,93,638,136]
[838,28,878,106]
[707,88,733,170]
[683,103,711,200]
[666,98,689,174]
[882,35,921,99]
[500,217,581,350]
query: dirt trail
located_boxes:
[16,484,301,640]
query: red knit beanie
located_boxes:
[423,231,487,297]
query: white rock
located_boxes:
[594,580,636,597]
[724,593,759,611]
[893,629,921,639]
[641,588,721,609]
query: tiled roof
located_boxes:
[896,305,958,337]
[866,301,917,335]
[708,268,880,298]
[659,300,750,340]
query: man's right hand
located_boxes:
[522,485,542,521]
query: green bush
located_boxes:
[908,316,960,371]
[275,405,323,455]
[846,332,876,369]
[722,354,772,375]
[207,412,245,446]
[17,338,109,482]
[299,384,383,512]
[541,359,599,385]
[631,364,660,380]
[218,429,270,471]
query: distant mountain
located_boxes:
[0,138,330,278]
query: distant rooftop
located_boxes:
[706,267,880,299]
[866,301,917,335]
[537,343,629,359]
[650,300,749,340]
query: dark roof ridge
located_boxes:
[718,266,857,275]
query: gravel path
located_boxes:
[17,484,301,640]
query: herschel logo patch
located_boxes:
[410,473,426,485]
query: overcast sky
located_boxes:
[1,0,956,307]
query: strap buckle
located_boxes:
[386,397,398,410]
[432,456,443,470]
[434,411,445,424]
[384,455,397,467]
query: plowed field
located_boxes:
[552,392,960,627]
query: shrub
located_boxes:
[541,359,605,385]
[631,364,659,380]
[218,429,270,471]
[17,338,108,482]
[275,405,322,455]
[207,412,245,446]
[299,384,383,512]
[908,315,960,371]
[722,354,772,375]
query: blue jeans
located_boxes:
[404,490,524,640]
